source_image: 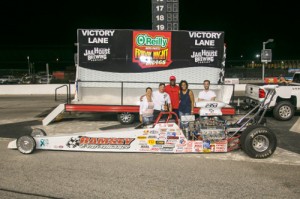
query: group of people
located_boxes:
[139,76,216,124]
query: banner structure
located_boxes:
[77,29,224,73]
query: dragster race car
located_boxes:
[8,88,278,159]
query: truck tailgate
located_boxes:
[245,84,261,101]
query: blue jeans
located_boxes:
[142,116,154,125]
[179,112,191,129]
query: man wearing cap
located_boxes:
[165,76,180,116]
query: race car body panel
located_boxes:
[8,123,235,153]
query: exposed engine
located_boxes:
[184,116,226,140]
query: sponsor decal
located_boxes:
[179,139,186,144]
[53,145,64,149]
[138,136,147,140]
[194,148,203,152]
[187,141,193,148]
[39,139,49,147]
[210,144,215,152]
[163,144,175,148]
[153,145,163,148]
[167,132,176,137]
[150,130,159,134]
[141,145,150,149]
[148,135,157,139]
[156,141,165,145]
[161,148,174,152]
[151,148,160,151]
[132,31,172,69]
[183,149,193,153]
[214,140,227,152]
[203,141,211,152]
[160,128,167,133]
[66,136,135,149]
[166,140,177,144]
[143,130,150,134]
[139,142,148,146]
[148,139,156,146]
[176,144,186,148]
[167,136,179,140]
[214,144,227,152]
[194,141,203,149]
[139,148,151,152]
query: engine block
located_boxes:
[188,117,226,141]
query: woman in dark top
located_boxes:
[178,80,195,119]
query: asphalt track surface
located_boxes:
[0,95,300,199]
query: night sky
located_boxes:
[0,0,299,69]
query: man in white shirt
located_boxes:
[198,80,216,101]
[152,83,172,120]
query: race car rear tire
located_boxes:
[273,101,294,121]
[31,128,47,137]
[240,125,277,159]
[17,135,36,154]
[117,112,135,124]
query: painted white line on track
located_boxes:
[290,117,300,133]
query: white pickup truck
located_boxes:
[245,72,300,121]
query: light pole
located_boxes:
[262,39,274,81]
[27,56,30,75]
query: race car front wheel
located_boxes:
[240,125,277,159]
[17,135,36,154]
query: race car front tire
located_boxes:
[17,135,36,154]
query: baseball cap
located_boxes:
[170,76,176,80]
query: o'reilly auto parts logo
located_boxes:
[136,34,168,48]
[132,31,172,69]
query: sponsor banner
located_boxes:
[78,29,224,72]
[132,31,172,68]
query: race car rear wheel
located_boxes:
[31,128,47,137]
[117,112,135,124]
[240,125,277,159]
[17,135,36,154]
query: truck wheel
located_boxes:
[273,101,294,121]
[17,135,36,154]
[31,128,47,137]
[240,125,277,159]
[117,112,135,124]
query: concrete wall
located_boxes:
[0,84,76,95]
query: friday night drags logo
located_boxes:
[132,31,172,68]
[66,136,135,149]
